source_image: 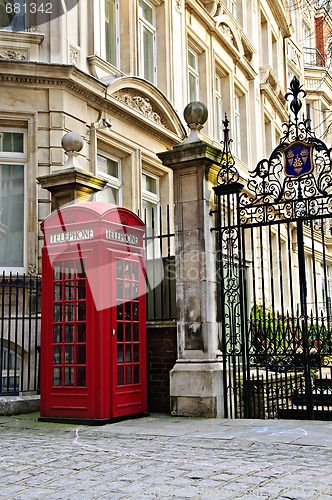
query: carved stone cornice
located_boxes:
[0,31,44,45]
[266,0,292,38]
[260,81,288,122]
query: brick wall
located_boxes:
[146,322,177,413]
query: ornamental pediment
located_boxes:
[105,76,186,141]
[214,14,243,55]
[112,90,167,128]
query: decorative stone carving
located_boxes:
[219,23,233,41]
[28,264,37,275]
[27,25,38,32]
[70,46,79,66]
[175,0,183,12]
[201,0,219,16]
[0,50,26,61]
[113,92,167,128]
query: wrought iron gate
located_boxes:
[212,77,332,420]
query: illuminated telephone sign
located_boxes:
[39,202,147,424]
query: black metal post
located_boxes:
[296,218,313,419]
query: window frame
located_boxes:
[234,93,241,159]
[142,171,160,258]
[99,0,120,67]
[138,0,157,84]
[96,151,122,206]
[215,74,223,142]
[0,127,27,273]
[1,0,26,32]
[188,47,199,102]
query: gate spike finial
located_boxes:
[216,113,240,186]
[285,76,306,123]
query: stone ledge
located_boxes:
[0,395,40,416]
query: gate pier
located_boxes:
[158,102,224,417]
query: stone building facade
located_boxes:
[0,0,329,276]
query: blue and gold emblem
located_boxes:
[282,141,314,178]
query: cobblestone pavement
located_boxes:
[1,413,332,499]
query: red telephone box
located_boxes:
[39,202,147,424]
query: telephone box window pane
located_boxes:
[65,303,74,322]
[53,304,62,322]
[54,264,63,280]
[116,260,122,278]
[53,325,62,344]
[125,302,131,320]
[133,345,139,362]
[117,303,123,319]
[76,324,86,343]
[76,260,86,278]
[117,323,123,342]
[65,346,74,364]
[53,368,62,386]
[132,281,138,298]
[53,284,62,301]
[132,262,138,280]
[65,282,74,300]
[76,367,86,387]
[76,345,86,364]
[124,282,131,300]
[133,302,139,321]
[124,262,130,279]
[116,280,123,299]
[64,261,74,279]
[53,346,62,364]
[77,303,86,321]
[64,367,74,386]
[126,365,132,384]
[65,325,74,343]
[125,323,131,342]
[117,366,124,386]
[117,345,124,363]
[125,344,132,362]
[134,365,140,384]
[133,323,139,341]
[76,281,86,300]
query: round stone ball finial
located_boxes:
[183,101,208,131]
[61,132,84,153]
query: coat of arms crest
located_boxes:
[282,141,314,178]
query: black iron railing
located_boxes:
[143,205,176,321]
[0,273,41,395]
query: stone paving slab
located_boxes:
[1,413,332,499]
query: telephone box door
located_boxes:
[111,252,147,417]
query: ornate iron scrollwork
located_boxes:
[239,76,332,225]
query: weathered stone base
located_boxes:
[0,395,40,416]
[170,360,224,418]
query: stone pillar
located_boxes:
[157,102,224,417]
[37,132,106,210]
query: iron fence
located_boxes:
[143,205,176,321]
[0,272,41,395]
